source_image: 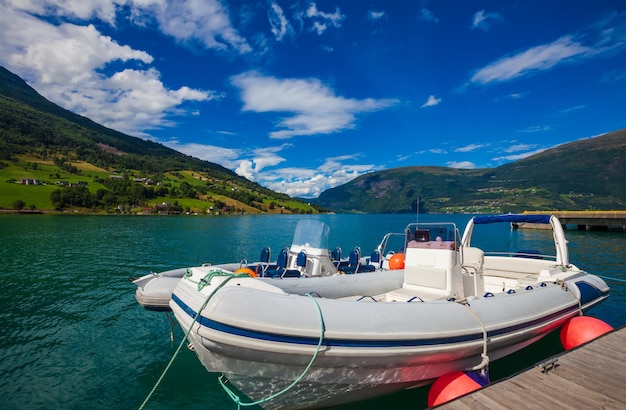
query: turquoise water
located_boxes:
[1,214,624,410]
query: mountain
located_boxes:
[0,66,324,214]
[315,129,626,213]
[3,65,624,215]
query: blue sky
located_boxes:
[1,1,625,198]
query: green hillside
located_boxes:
[3,65,624,215]
[0,66,325,214]
[315,129,626,213]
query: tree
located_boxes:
[12,199,25,210]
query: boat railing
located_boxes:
[376,232,406,257]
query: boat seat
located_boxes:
[461,247,485,297]
[340,247,361,274]
[330,247,342,268]
[264,247,289,278]
[461,247,484,274]
[349,249,379,273]
[255,246,271,276]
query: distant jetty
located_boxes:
[518,210,626,232]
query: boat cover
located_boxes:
[473,214,551,225]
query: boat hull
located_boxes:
[133,268,187,311]
[170,271,609,409]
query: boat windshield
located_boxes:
[291,219,330,250]
[405,222,459,250]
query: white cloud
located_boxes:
[420,8,439,23]
[517,125,550,133]
[5,19,152,85]
[260,156,378,198]
[234,145,289,181]
[312,21,327,35]
[231,71,398,139]
[471,10,502,31]
[5,0,120,24]
[142,0,252,53]
[472,36,592,84]
[10,0,253,54]
[493,148,547,162]
[268,2,293,41]
[368,10,385,21]
[421,95,442,108]
[0,4,220,136]
[163,139,243,169]
[305,2,345,35]
[561,105,587,113]
[447,161,476,169]
[504,143,537,153]
[470,12,626,86]
[455,143,487,153]
[191,142,379,197]
[235,160,256,181]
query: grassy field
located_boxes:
[1,156,315,214]
[0,158,110,210]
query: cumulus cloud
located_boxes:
[202,143,380,197]
[163,139,243,169]
[421,95,442,108]
[471,10,502,31]
[231,71,398,139]
[5,18,152,85]
[0,3,221,135]
[8,0,252,54]
[142,0,252,53]
[234,145,289,181]
[261,156,378,198]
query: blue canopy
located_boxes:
[473,214,551,225]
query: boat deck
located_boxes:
[437,326,626,409]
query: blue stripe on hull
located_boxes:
[576,281,609,306]
[171,292,587,349]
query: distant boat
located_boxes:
[167,215,609,409]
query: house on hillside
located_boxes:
[20,178,40,185]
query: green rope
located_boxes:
[138,270,247,410]
[218,292,326,408]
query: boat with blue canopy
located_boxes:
[165,214,609,409]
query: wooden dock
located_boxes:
[521,210,626,231]
[437,326,626,409]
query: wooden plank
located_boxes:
[437,327,626,409]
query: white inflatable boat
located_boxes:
[133,219,392,311]
[169,215,609,409]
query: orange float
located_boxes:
[235,267,257,278]
[388,253,405,270]
[428,371,488,407]
[560,316,613,350]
